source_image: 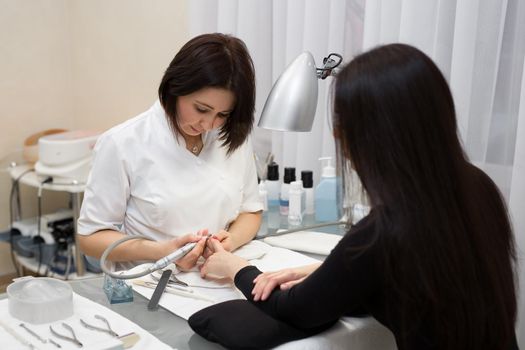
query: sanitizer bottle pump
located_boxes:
[315,157,339,222]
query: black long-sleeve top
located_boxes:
[233,213,519,350]
[236,215,382,329]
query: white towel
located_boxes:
[263,231,343,256]
[0,293,172,350]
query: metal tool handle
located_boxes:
[80,317,118,337]
[48,338,62,348]
[50,324,83,348]
[95,315,118,337]
[19,323,46,344]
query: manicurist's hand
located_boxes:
[251,263,322,301]
[203,229,234,258]
[166,229,208,271]
[200,238,250,282]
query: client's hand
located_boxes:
[203,229,234,258]
[200,238,249,283]
[251,263,322,301]
[168,229,208,271]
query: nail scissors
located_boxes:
[50,323,83,348]
[80,315,118,337]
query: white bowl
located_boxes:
[7,277,73,324]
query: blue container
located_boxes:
[315,157,340,222]
[314,177,340,222]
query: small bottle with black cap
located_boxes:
[301,170,315,215]
[279,167,296,216]
[266,162,280,208]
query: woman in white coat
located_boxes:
[77,33,263,270]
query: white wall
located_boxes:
[68,1,189,130]
[0,0,189,275]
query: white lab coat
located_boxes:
[78,101,263,258]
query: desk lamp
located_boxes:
[258,51,342,132]
[257,51,345,237]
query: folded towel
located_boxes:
[263,231,343,255]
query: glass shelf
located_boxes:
[256,206,346,239]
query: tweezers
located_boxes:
[151,270,189,287]
[134,280,216,302]
[50,323,83,348]
[80,315,118,337]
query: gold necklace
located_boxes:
[190,144,201,154]
[187,138,202,154]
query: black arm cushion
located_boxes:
[188,299,335,350]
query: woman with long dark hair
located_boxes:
[194,43,519,349]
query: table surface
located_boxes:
[0,276,223,349]
[74,277,222,349]
[2,212,348,349]
[1,249,331,349]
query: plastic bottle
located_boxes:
[288,180,304,226]
[258,181,268,212]
[266,162,280,208]
[315,157,339,222]
[279,167,296,215]
[301,170,314,215]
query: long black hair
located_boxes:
[333,43,517,349]
[159,33,256,154]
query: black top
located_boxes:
[233,213,519,350]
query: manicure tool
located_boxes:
[152,268,231,289]
[134,279,216,303]
[50,323,83,347]
[147,269,172,310]
[102,234,211,279]
[19,323,47,344]
[141,279,192,292]
[0,320,36,349]
[80,314,119,337]
[148,240,200,272]
[150,274,192,291]
[48,339,62,348]
[151,270,189,287]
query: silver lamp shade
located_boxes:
[258,52,318,132]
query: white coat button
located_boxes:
[196,160,203,166]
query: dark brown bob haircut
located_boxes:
[158,33,256,154]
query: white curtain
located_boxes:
[188,0,365,186]
[188,0,525,345]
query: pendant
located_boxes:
[191,145,199,154]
